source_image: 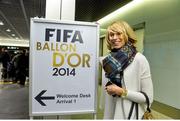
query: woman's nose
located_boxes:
[113,34,118,39]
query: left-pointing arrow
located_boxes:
[35,90,55,106]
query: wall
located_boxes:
[99,0,180,109]
[134,28,144,53]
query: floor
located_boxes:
[0,82,29,119]
[0,80,174,120]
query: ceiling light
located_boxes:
[11,34,15,36]
[6,29,11,32]
[0,20,4,25]
[97,0,143,25]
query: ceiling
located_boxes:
[0,0,131,42]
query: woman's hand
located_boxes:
[105,84,124,96]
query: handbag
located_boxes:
[128,91,154,119]
[140,91,154,119]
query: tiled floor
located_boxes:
[0,81,173,119]
[0,82,29,119]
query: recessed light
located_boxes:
[0,20,4,25]
[6,29,11,32]
[11,34,15,36]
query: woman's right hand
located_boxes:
[105,84,124,96]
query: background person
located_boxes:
[12,50,28,86]
[100,21,153,119]
[0,47,10,81]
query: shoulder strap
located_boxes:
[128,102,135,119]
[128,102,138,119]
[135,102,138,119]
[140,91,151,112]
[127,92,151,119]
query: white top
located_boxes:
[99,52,153,119]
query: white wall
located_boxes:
[134,28,144,53]
[99,0,180,109]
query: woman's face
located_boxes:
[108,30,126,49]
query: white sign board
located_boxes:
[29,18,99,116]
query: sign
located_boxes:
[29,18,99,116]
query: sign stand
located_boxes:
[30,116,33,120]
[93,113,97,119]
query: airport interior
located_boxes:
[0,0,180,119]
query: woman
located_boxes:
[100,21,153,119]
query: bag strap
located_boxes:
[128,102,135,119]
[135,102,138,119]
[140,91,151,112]
[127,92,151,119]
[128,102,138,119]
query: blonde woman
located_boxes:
[100,21,153,119]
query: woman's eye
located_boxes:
[109,34,114,37]
[117,32,121,36]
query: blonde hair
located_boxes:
[105,21,137,50]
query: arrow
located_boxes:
[35,90,55,106]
